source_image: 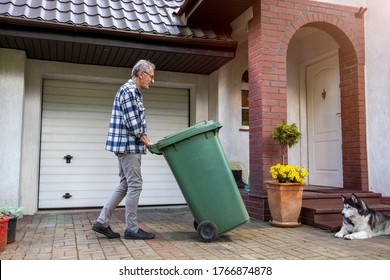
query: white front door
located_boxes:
[306,55,343,187]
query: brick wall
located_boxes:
[240,189,270,221]
[246,0,367,219]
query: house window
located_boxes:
[241,70,249,128]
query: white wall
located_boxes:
[209,8,253,180]
[215,41,250,177]
[2,56,209,215]
[0,49,25,207]
[287,39,302,167]
[365,0,390,196]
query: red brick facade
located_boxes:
[245,0,367,220]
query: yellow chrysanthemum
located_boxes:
[269,164,309,183]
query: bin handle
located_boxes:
[148,144,163,155]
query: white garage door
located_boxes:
[39,79,188,209]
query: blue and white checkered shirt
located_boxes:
[105,79,147,154]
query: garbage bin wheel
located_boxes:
[193,220,199,230]
[197,220,218,242]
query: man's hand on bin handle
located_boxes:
[140,135,156,154]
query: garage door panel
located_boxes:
[40,165,173,176]
[39,190,114,201]
[42,109,110,121]
[41,134,107,144]
[42,115,188,132]
[43,94,114,107]
[41,158,116,167]
[40,154,170,167]
[42,102,112,113]
[41,126,108,136]
[147,108,188,116]
[39,79,188,209]
[41,142,106,151]
[44,86,116,99]
[42,117,110,128]
[44,79,118,91]
[39,183,183,208]
[145,87,188,95]
[144,91,188,101]
[39,182,117,191]
[148,121,189,132]
[39,181,180,193]
[147,114,188,124]
[44,81,117,96]
[146,101,189,111]
[40,150,114,159]
[40,195,186,209]
[40,174,117,184]
[40,166,118,176]
[41,157,168,168]
[39,175,177,191]
[39,199,106,209]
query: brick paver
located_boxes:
[1,207,389,260]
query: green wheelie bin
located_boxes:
[149,120,249,242]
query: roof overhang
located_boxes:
[0,0,254,75]
[0,21,236,75]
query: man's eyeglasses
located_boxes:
[143,72,154,81]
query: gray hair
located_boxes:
[131,59,155,77]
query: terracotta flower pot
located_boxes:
[265,180,304,227]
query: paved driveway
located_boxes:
[1,207,389,260]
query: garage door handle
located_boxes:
[63,193,72,199]
[64,155,73,163]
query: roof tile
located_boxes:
[0,0,239,74]
[0,0,234,41]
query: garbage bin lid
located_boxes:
[155,120,222,150]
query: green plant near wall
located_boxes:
[272,121,302,164]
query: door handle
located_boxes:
[64,155,73,163]
[63,193,72,199]
[336,112,341,116]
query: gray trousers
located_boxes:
[97,153,142,232]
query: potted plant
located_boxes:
[271,121,301,164]
[0,207,22,244]
[266,121,308,227]
[0,211,10,251]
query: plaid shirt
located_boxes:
[105,79,147,154]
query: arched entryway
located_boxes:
[245,0,367,220]
[303,22,367,191]
[287,27,343,188]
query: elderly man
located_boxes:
[92,59,156,239]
